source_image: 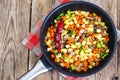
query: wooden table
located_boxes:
[0,0,120,80]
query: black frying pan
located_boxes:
[19,1,117,80]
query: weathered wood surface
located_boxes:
[0,0,31,80]
[117,0,120,80]
[0,0,119,80]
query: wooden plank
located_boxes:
[0,0,31,80]
[117,0,120,80]
[82,0,118,80]
[86,0,118,80]
[29,0,65,80]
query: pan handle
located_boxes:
[18,56,53,80]
[117,29,120,41]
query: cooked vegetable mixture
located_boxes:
[44,10,110,72]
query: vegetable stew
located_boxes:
[44,10,110,72]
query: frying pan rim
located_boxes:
[40,1,117,77]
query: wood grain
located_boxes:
[29,0,59,80]
[0,0,31,80]
[89,0,118,80]
[117,0,120,80]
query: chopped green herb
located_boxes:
[80,45,83,51]
[56,16,61,20]
[71,65,76,70]
[53,49,58,54]
[93,12,97,16]
[94,21,99,25]
[97,41,105,48]
[56,13,64,20]
[97,42,102,48]
[70,30,75,35]
[67,10,74,16]
[100,22,105,26]
[101,53,108,60]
